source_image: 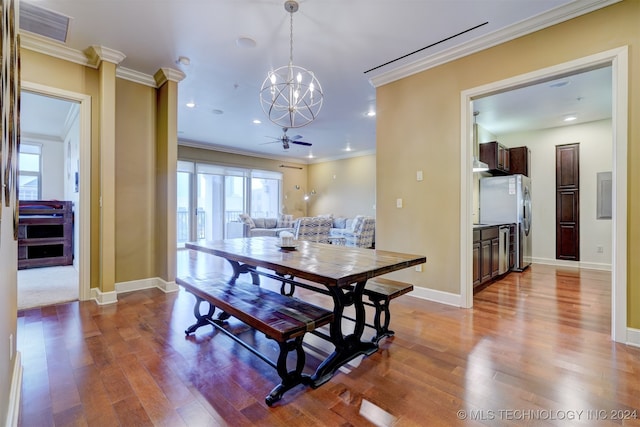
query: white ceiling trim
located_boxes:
[20,31,89,67]
[368,0,621,88]
[179,139,310,164]
[21,31,158,87]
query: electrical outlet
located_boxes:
[396,198,403,208]
[416,170,423,181]
[597,245,604,253]
[415,264,422,272]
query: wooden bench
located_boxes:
[270,272,414,345]
[362,277,414,344]
[176,274,334,406]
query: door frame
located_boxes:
[459,46,628,343]
[21,81,92,301]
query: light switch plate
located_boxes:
[417,170,423,181]
[396,198,403,208]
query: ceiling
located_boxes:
[20,0,616,161]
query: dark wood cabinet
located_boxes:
[480,141,510,175]
[473,226,501,289]
[556,143,580,261]
[509,146,530,176]
[18,201,73,269]
[473,241,481,287]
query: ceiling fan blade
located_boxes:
[290,135,303,141]
[290,140,312,146]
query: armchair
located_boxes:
[329,216,375,248]
[293,217,333,244]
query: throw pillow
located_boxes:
[333,217,347,229]
[351,215,365,231]
[277,214,294,228]
[238,213,255,229]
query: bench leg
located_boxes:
[277,273,296,296]
[369,297,394,344]
[185,295,217,335]
[265,336,308,406]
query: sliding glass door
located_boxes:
[177,161,281,247]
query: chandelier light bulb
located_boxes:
[259,0,323,128]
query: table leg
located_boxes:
[310,280,378,387]
[226,259,260,284]
[218,260,261,321]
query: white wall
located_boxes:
[41,138,65,199]
[500,119,612,269]
[63,107,80,267]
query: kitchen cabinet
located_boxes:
[480,141,510,175]
[473,225,501,289]
[473,239,481,287]
[509,146,530,176]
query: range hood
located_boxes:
[472,111,489,172]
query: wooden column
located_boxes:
[86,46,126,299]
[154,68,185,282]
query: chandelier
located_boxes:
[259,0,323,129]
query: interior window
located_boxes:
[18,143,42,200]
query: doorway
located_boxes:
[460,47,628,343]
[19,82,92,306]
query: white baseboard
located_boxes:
[409,286,461,307]
[5,352,22,427]
[115,277,179,295]
[531,257,612,271]
[627,328,640,348]
[91,287,118,305]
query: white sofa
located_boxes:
[330,215,375,248]
[226,214,294,238]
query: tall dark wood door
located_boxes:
[556,143,579,260]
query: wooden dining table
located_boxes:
[185,236,426,387]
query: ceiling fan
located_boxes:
[265,127,312,150]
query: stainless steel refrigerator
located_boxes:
[480,174,532,271]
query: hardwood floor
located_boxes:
[17,253,640,426]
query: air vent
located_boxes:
[20,2,70,43]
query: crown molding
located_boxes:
[85,45,126,67]
[20,31,90,67]
[154,67,186,86]
[117,67,158,87]
[368,0,621,87]
[178,139,312,164]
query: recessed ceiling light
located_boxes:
[176,56,191,66]
[366,111,376,117]
[253,119,262,124]
[564,116,577,122]
[236,37,257,48]
[345,146,353,152]
[307,153,314,159]
[186,102,196,108]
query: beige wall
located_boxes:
[115,79,157,282]
[21,50,103,287]
[177,145,308,217]
[376,1,639,327]
[308,154,376,218]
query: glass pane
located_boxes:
[18,174,39,200]
[176,171,192,246]
[251,177,280,218]
[197,173,224,240]
[19,152,40,172]
[225,175,245,229]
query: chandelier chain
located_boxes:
[289,10,294,66]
